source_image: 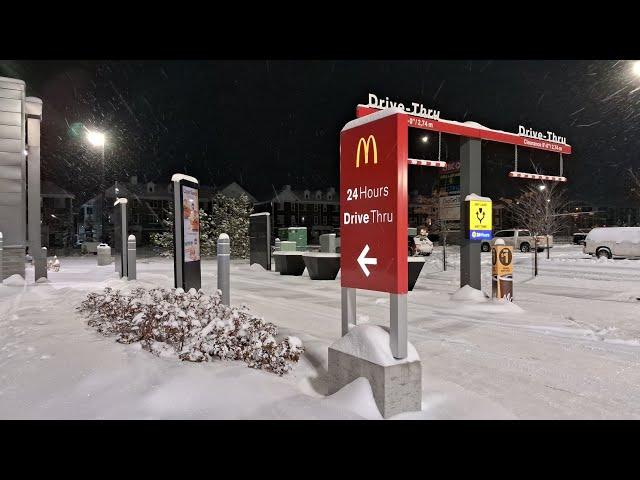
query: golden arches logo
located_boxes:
[356,135,378,168]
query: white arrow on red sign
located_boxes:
[357,244,377,277]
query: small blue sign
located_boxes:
[469,230,492,241]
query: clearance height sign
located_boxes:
[340,111,408,294]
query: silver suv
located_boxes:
[481,229,553,253]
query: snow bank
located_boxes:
[3,274,26,287]
[322,377,383,420]
[331,324,420,366]
[451,285,488,302]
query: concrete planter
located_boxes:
[302,252,340,280]
[272,251,306,276]
[408,257,426,291]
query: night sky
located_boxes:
[1,60,639,206]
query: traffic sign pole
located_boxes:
[341,287,356,336]
[390,293,407,359]
[460,137,482,290]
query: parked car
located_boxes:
[572,232,588,246]
[583,227,640,259]
[481,229,553,253]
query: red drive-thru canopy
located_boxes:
[340,109,408,294]
[356,104,572,182]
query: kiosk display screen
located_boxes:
[182,185,200,262]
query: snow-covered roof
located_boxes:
[0,76,25,86]
[341,107,405,132]
[41,181,75,199]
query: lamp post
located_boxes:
[86,130,106,241]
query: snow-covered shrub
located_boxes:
[78,287,304,375]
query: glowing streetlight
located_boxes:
[632,61,640,77]
[86,130,105,147]
[421,135,429,143]
[538,184,546,191]
[85,129,107,242]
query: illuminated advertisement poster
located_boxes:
[182,186,200,262]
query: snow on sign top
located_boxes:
[331,324,420,366]
[113,198,128,206]
[341,107,405,132]
[171,173,199,184]
[465,193,491,202]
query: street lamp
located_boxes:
[85,129,107,241]
[632,60,640,77]
[86,130,105,148]
[421,135,429,143]
[538,184,546,191]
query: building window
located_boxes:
[314,204,319,212]
[313,216,319,224]
[277,215,285,225]
[322,204,327,212]
[86,207,93,215]
[304,191,310,199]
[322,216,327,224]
[316,191,322,200]
[291,215,296,225]
[284,202,291,211]
[147,183,155,193]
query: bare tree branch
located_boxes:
[509,182,572,236]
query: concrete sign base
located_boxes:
[327,325,422,418]
[2,246,25,281]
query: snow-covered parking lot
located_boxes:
[1,244,640,419]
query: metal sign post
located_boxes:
[340,109,408,359]
[113,198,128,278]
[172,174,201,291]
[462,193,492,289]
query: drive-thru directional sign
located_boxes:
[340,110,408,294]
[357,244,377,277]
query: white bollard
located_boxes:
[217,233,230,306]
[127,235,136,280]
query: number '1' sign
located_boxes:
[340,110,408,294]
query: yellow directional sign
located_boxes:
[468,199,492,240]
[492,245,513,277]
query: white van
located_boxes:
[583,227,640,259]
